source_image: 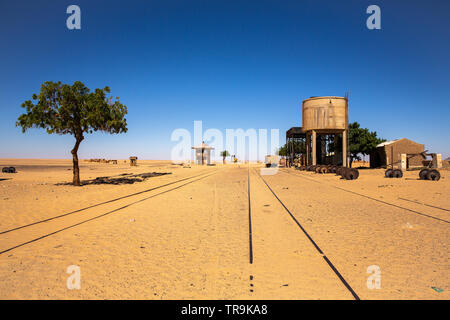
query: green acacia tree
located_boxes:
[348,122,384,167]
[277,145,287,158]
[220,150,230,164]
[16,81,128,186]
[277,141,305,159]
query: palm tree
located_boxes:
[220,150,230,164]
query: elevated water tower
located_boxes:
[302,96,349,167]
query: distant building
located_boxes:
[192,142,214,165]
[129,156,138,166]
[370,138,425,168]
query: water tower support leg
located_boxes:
[312,130,317,165]
[306,133,310,165]
[342,130,347,167]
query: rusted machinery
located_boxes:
[1,167,16,173]
[297,164,359,180]
[418,168,440,181]
[384,151,441,181]
[384,168,403,178]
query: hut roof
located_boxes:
[192,142,214,150]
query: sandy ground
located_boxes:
[0,159,448,299]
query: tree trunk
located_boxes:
[223,156,225,164]
[71,136,84,186]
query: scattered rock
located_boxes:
[402,222,414,229]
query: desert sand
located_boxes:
[0,159,448,299]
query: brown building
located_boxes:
[370,138,425,168]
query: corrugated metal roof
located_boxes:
[377,140,398,147]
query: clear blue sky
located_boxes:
[1,0,449,159]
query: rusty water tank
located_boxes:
[302,96,348,132]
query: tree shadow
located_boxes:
[56,172,171,186]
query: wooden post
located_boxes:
[401,154,407,170]
[289,137,293,167]
[334,133,339,165]
[391,146,394,169]
[342,130,347,167]
[312,130,317,165]
[306,133,310,166]
[432,154,442,168]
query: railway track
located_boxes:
[0,169,220,255]
[248,166,253,264]
[397,197,450,212]
[1,169,216,235]
[253,168,360,300]
[279,169,449,224]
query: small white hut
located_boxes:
[192,142,214,165]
